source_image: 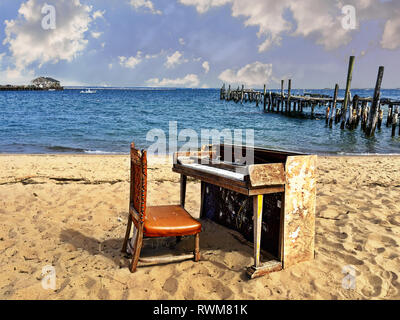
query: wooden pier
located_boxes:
[220,57,400,138]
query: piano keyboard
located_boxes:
[180,162,247,181]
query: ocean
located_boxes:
[1,88,400,155]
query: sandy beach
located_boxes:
[0,154,399,300]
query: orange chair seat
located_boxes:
[144,205,201,238]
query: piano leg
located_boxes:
[247,194,283,279]
[199,181,205,219]
[253,195,263,268]
[180,174,187,208]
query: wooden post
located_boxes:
[360,101,367,130]
[348,95,359,129]
[356,102,362,127]
[268,91,272,111]
[226,85,231,101]
[325,104,330,124]
[392,107,398,137]
[364,104,370,131]
[341,56,356,129]
[387,104,393,127]
[329,84,339,128]
[377,107,383,130]
[220,84,225,100]
[398,109,400,136]
[366,66,385,137]
[263,85,267,112]
[276,94,279,112]
[241,85,244,104]
[287,79,292,114]
[271,94,274,111]
[280,80,284,112]
[335,106,341,124]
[352,108,358,129]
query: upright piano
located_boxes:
[173,144,317,279]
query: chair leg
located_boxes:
[130,228,144,273]
[122,214,132,253]
[194,233,200,262]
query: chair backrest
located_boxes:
[130,143,147,223]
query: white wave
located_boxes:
[84,150,124,154]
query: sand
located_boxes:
[0,154,399,300]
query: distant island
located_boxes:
[0,77,64,91]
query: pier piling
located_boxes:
[392,107,398,137]
[366,66,384,137]
[341,56,356,129]
[287,79,292,114]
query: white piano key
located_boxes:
[180,163,246,181]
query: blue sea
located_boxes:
[1,88,400,155]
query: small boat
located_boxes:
[80,88,97,94]
[48,89,56,92]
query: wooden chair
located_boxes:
[122,143,202,273]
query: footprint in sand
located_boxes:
[338,252,364,266]
[361,275,383,298]
[97,287,110,299]
[85,277,96,289]
[388,215,400,227]
[213,280,233,299]
[163,278,178,295]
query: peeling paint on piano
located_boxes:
[283,155,317,269]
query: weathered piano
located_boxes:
[173,144,317,279]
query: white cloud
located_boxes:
[179,0,231,14]
[165,51,188,69]
[179,0,400,51]
[130,0,162,15]
[219,61,273,86]
[117,50,163,69]
[0,67,35,85]
[381,12,400,50]
[93,10,105,19]
[146,74,200,87]
[119,52,143,69]
[144,50,165,59]
[202,61,210,74]
[91,31,103,39]
[3,0,93,75]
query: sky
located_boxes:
[0,0,399,89]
